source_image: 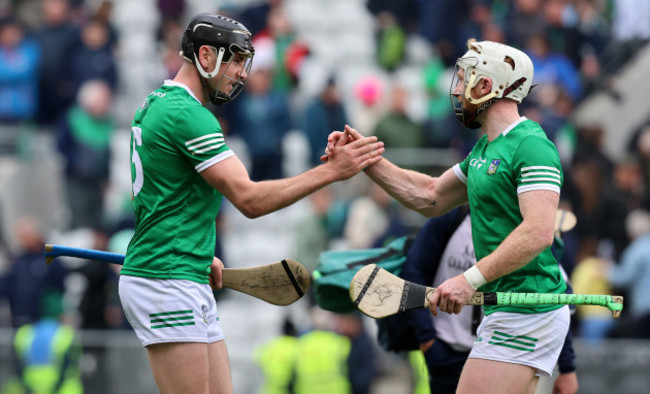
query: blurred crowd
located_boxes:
[0,0,649,391]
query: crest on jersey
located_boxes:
[487,159,501,175]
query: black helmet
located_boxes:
[181,13,255,105]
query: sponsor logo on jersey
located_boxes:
[470,157,487,169]
[487,159,501,175]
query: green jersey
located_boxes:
[454,118,566,314]
[122,80,233,284]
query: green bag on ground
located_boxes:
[312,237,411,314]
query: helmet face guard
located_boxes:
[450,57,484,129]
[206,44,254,105]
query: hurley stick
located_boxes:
[44,244,310,306]
[350,264,623,319]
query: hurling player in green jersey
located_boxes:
[324,39,570,394]
[120,13,384,394]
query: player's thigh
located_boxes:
[147,342,210,394]
[208,339,233,394]
[457,358,538,394]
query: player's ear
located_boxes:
[198,45,215,69]
[480,77,492,96]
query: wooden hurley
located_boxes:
[44,244,310,306]
[349,264,623,319]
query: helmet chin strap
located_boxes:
[194,46,226,104]
[463,71,498,106]
[458,70,499,129]
[194,46,225,80]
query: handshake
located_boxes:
[319,125,384,176]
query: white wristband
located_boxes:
[463,265,487,290]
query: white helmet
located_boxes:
[450,39,534,128]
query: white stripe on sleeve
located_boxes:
[195,150,235,172]
[185,133,223,146]
[517,184,561,195]
[520,177,562,185]
[453,164,467,184]
[521,166,560,173]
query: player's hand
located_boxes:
[427,274,475,316]
[320,125,365,162]
[326,126,384,179]
[553,372,578,394]
[419,339,435,353]
[209,257,225,289]
[320,131,345,162]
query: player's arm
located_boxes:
[474,189,558,282]
[201,135,384,218]
[343,126,468,217]
[428,189,558,315]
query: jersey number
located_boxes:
[132,127,144,196]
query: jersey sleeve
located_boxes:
[173,105,234,172]
[513,135,563,195]
[453,155,470,184]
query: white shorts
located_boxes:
[469,306,570,376]
[119,275,224,347]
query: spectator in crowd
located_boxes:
[255,317,299,394]
[260,6,299,91]
[375,11,407,72]
[608,208,650,339]
[256,310,377,394]
[524,84,566,143]
[366,0,419,34]
[159,18,185,79]
[33,0,79,127]
[76,229,113,330]
[422,57,469,152]
[455,0,493,49]
[627,123,650,209]
[0,216,66,328]
[348,75,385,137]
[373,84,424,149]
[70,18,118,94]
[302,76,349,166]
[235,0,283,38]
[56,79,114,229]
[0,16,40,124]
[334,313,377,394]
[539,0,584,69]
[411,0,465,66]
[229,59,292,180]
[571,254,615,343]
[4,291,83,394]
[157,0,186,28]
[565,148,622,261]
[503,0,547,50]
[525,34,582,101]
